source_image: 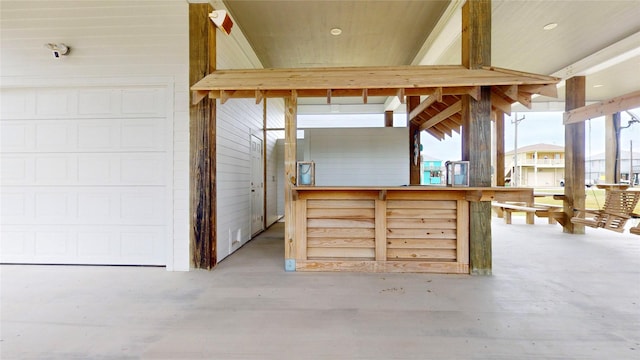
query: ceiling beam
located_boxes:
[563,89,640,125]
[408,88,441,121]
[551,31,640,80]
[419,100,462,131]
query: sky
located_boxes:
[421,109,640,161]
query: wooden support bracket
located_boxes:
[520,84,558,98]
[467,86,481,101]
[255,90,265,104]
[220,90,234,104]
[192,90,209,105]
[517,91,532,109]
[397,88,405,104]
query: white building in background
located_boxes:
[505,144,565,187]
[586,151,640,185]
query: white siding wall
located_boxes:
[215,26,282,262]
[306,128,409,186]
[0,0,190,270]
[266,100,285,225]
[1,0,284,268]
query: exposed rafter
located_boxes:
[191,64,560,139]
[564,89,640,125]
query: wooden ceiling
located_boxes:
[192,65,559,139]
[215,0,640,112]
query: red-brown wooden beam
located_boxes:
[189,3,217,269]
[408,96,422,185]
[563,76,586,234]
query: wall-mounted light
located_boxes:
[209,10,233,35]
[44,43,70,58]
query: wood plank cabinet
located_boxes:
[292,186,533,274]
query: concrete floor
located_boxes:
[2,217,640,360]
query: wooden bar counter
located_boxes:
[292,186,533,274]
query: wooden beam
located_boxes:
[462,0,492,276]
[425,127,445,140]
[189,3,217,269]
[490,90,512,115]
[408,89,440,121]
[462,0,491,70]
[220,89,232,104]
[384,110,394,127]
[408,96,421,185]
[200,85,552,103]
[494,85,518,102]
[397,88,405,104]
[192,90,208,105]
[563,76,586,234]
[564,90,640,125]
[495,110,505,186]
[467,86,481,101]
[419,100,462,131]
[326,89,332,104]
[362,88,368,104]
[517,91,532,109]
[284,91,298,261]
[255,90,264,104]
[191,65,558,95]
[262,98,268,230]
[519,84,557,98]
[605,113,621,183]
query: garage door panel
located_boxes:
[121,118,165,150]
[1,84,170,266]
[2,118,165,153]
[1,225,165,265]
[2,153,165,186]
[0,123,32,150]
[1,187,165,225]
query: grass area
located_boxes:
[534,187,640,214]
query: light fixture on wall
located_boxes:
[209,10,233,35]
[44,43,70,58]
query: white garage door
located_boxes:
[0,84,171,265]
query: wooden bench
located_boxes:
[571,190,640,233]
[492,202,563,225]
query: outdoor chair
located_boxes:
[570,190,640,233]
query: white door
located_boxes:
[250,135,264,235]
[0,85,170,265]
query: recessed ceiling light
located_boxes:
[543,23,558,31]
[593,84,604,88]
[330,28,342,36]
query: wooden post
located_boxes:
[385,110,394,127]
[284,91,298,262]
[189,3,217,269]
[605,113,620,183]
[495,110,505,187]
[407,96,421,185]
[263,98,268,229]
[563,76,586,234]
[461,0,492,275]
